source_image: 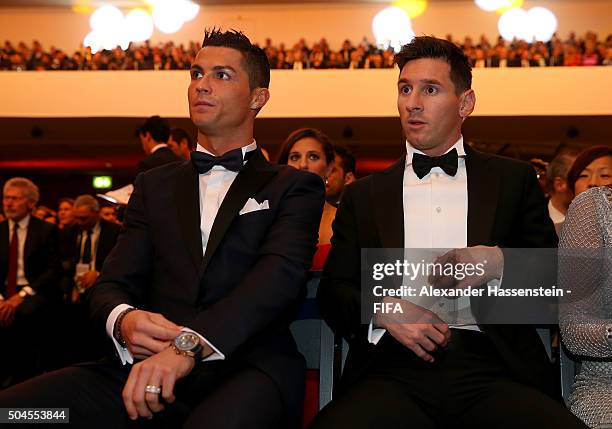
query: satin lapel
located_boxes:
[373,157,406,249]
[174,161,203,272]
[199,149,277,278]
[465,145,499,246]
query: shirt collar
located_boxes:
[150,143,168,154]
[405,136,465,166]
[196,140,258,161]
[8,214,30,231]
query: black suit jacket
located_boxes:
[136,146,181,174]
[317,144,560,399]
[59,219,121,297]
[0,216,60,299]
[60,219,121,273]
[89,149,325,424]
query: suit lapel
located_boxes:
[174,161,203,272]
[465,145,499,246]
[372,157,405,249]
[24,217,36,263]
[199,149,277,278]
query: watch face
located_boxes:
[175,332,199,351]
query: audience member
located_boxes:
[57,197,74,229]
[567,146,612,197]
[99,205,119,224]
[0,178,60,386]
[278,127,335,244]
[167,127,195,160]
[278,128,335,270]
[326,144,356,207]
[58,194,120,363]
[136,115,181,173]
[559,185,612,428]
[546,153,577,234]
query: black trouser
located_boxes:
[310,330,587,429]
[0,359,284,429]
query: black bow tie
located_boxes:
[191,148,246,174]
[412,149,459,179]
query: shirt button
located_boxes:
[436,207,442,213]
[432,172,439,178]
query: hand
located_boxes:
[429,246,504,291]
[0,294,24,328]
[121,310,183,359]
[77,270,99,290]
[122,346,195,420]
[375,297,450,363]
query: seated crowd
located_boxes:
[1,31,611,71]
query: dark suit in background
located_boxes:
[136,145,181,174]
[0,216,60,383]
[58,219,121,363]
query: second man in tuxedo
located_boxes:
[313,36,586,429]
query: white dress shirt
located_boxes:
[548,200,565,225]
[107,141,258,365]
[150,143,168,154]
[77,221,101,269]
[369,137,486,345]
[8,215,30,288]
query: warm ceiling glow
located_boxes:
[125,9,154,43]
[372,7,415,53]
[474,0,509,13]
[498,7,558,42]
[496,0,524,15]
[392,0,428,19]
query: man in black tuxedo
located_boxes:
[59,194,120,362]
[0,30,324,429]
[136,115,181,174]
[0,177,60,385]
[312,37,586,429]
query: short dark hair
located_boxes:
[136,115,170,143]
[277,128,335,166]
[170,127,195,151]
[394,36,472,94]
[333,144,356,175]
[202,28,270,90]
[567,145,612,193]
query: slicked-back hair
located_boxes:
[202,28,270,90]
[394,36,472,95]
[170,127,195,151]
[277,128,335,166]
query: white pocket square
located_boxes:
[239,198,270,215]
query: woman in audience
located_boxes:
[567,146,612,197]
[559,184,612,428]
[278,128,335,269]
[57,197,74,229]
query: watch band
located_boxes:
[113,307,137,349]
